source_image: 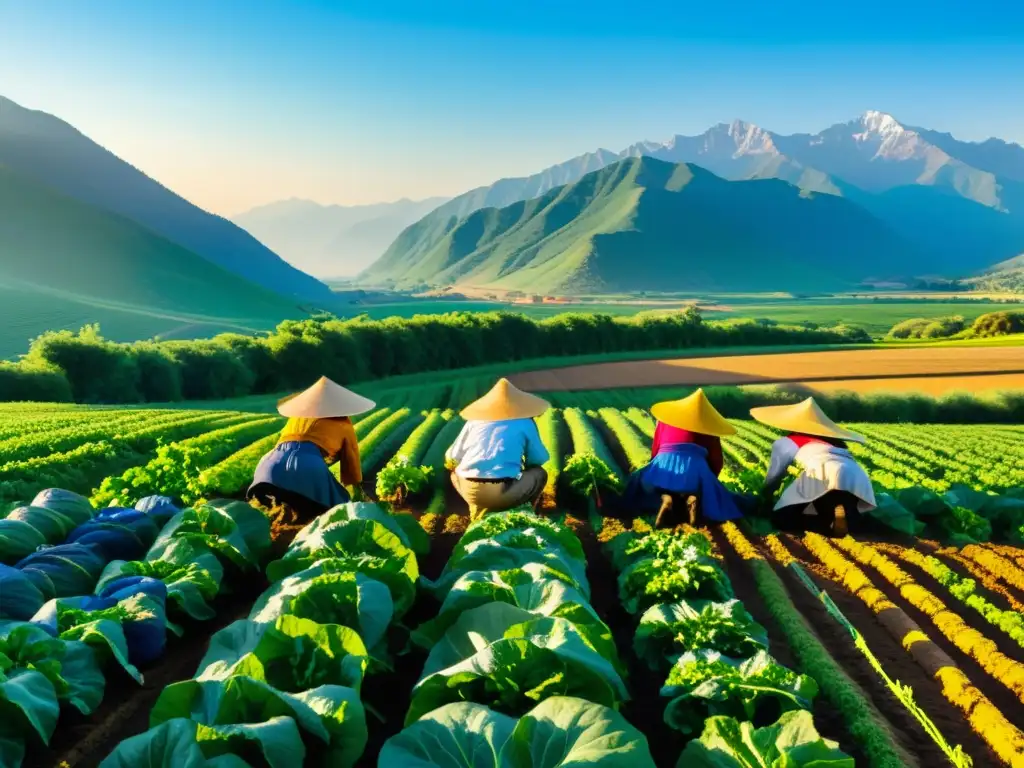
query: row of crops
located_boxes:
[5,401,1024,546]
[4,398,1024,766]
[0,488,269,767]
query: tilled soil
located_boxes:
[773,533,999,766]
[509,346,1024,394]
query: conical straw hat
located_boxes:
[460,378,549,421]
[277,376,375,418]
[749,397,865,443]
[650,389,735,437]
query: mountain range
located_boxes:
[0,95,339,358]
[364,156,928,294]
[233,196,448,278]
[362,111,1024,293]
[0,95,329,303]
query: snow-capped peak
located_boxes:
[727,119,777,155]
[859,110,905,137]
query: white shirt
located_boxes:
[445,418,550,480]
[765,437,876,513]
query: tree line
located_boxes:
[0,309,868,404]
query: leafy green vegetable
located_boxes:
[676,710,853,767]
[380,697,656,768]
[249,569,393,656]
[661,650,818,735]
[97,555,223,622]
[427,530,589,601]
[0,519,46,564]
[152,675,367,768]
[99,715,304,768]
[31,488,96,527]
[457,511,585,564]
[0,621,104,715]
[618,540,732,615]
[562,453,624,499]
[147,505,256,571]
[289,502,428,560]
[407,616,627,725]
[5,505,75,544]
[0,565,45,620]
[196,615,367,694]
[375,456,434,505]
[634,599,769,672]
[413,564,603,650]
[0,665,59,754]
[267,518,417,586]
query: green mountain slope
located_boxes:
[0,95,330,302]
[0,166,305,358]
[363,157,925,294]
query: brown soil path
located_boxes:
[510,346,1024,393]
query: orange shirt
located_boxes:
[278,417,362,485]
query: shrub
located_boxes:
[971,310,1024,337]
[0,362,72,402]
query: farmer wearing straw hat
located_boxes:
[445,378,551,516]
[247,376,375,520]
[621,389,743,527]
[751,397,875,536]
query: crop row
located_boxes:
[788,531,1024,766]
[384,508,657,765]
[0,489,268,768]
[99,500,426,766]
[594,517,850,764]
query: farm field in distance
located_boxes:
[510,345,1024,396]
[3,384,1024,767]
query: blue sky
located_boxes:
[2,0,1022,214]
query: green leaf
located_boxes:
[426,538,589,602]
[407,619,625,725]
[152,676,366,768]
[0,520,46,564]
[99,716,300,768]
[677,710,854,767]
[661,650,817,735]
[60,618,143,683]
[458,512,585,564]
[147,507,255,571]
[634,599,768,673]
[0,666,59,745]
[503,696,656,767]
[413,565,601,650]
[267,518,417,587]
[249,569,393,656]
[379,702,515,768]
[197,616,367,694]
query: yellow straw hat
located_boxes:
[277,376,376,418]
[460,378,549,421]
[749,397,865,443]
[650,389,735,437]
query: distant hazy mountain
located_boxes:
[0,166,305,357]
[0,95,330,302]
[363,157,924,295]
[366,111,1024,284]
[233,197,448,277]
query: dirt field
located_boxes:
[510,346,1024,394]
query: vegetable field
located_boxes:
[2,398,1024,767]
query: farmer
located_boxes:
[445,378,550,516]
[752,397,875,536]
[247,376,374,521]
[622,389,742,527]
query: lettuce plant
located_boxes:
[634,599,769,672]
[381,697,656,768]
[661,650,818,735]
[676,710,853,767]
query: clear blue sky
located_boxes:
[2,0,1022,214]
